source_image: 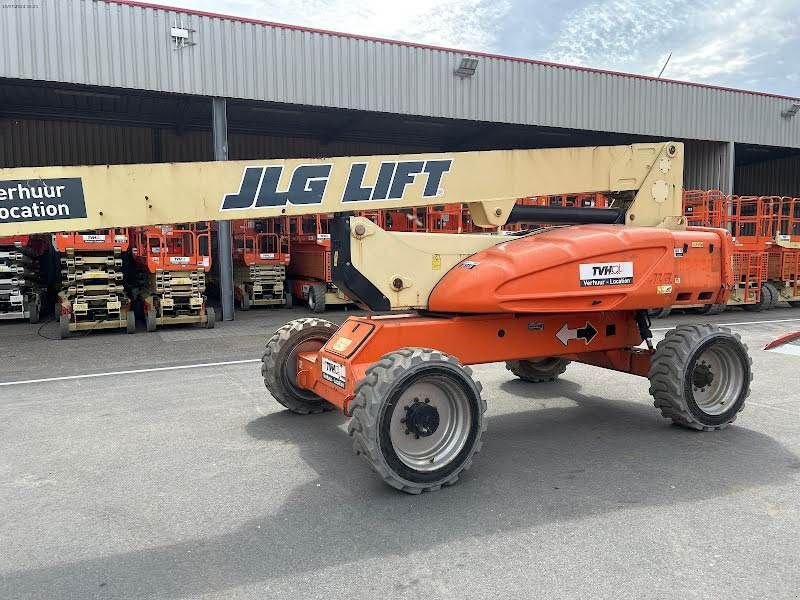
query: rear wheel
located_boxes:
[146,309,157,332]
[284,291,293,308]
[126,310,136,334]
[262,318,338,414]
[649,324,751,431]
[743,284,771,312]
[308,283,326,314]
[348,348,486,494]
[59,314,71,339]
[239,287,251,311]
[28,299,40,324]
[506,357,570,382]
[205,306,216,329]
[763,282,780,308]
[648,307,671,319]
[789,300,800,308]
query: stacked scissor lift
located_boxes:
[130,222,215,330]
[53,229,135,338]
[232,219,292,309]
[0,235,45,324]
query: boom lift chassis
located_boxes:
[1,142,753,493]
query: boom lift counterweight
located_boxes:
[0,142,752,493]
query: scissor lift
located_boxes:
[131,223,215,330]
[0,235,45,323]
[287,214,353,313]
[232,219,292,309]
[52,229,135,338]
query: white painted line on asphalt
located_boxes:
[652,317,800,332]
[0,359,262,387]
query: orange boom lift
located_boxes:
[0,142,753,493]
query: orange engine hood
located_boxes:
[427,225,728,314]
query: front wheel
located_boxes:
[649,324,752,431]
[348,348,486,494]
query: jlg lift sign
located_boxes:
[0,178,87,224]
[579,261,634,286]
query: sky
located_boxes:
[135,0,800,96]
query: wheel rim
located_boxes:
[690,340,745,416]
[281,337,326,399]
[388,376,472,472]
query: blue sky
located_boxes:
[137,0,800,96]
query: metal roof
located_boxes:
[1,0,799,148]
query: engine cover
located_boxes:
[427,225,730,313]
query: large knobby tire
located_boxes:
[308,283,326,314]
[505,357,570,382]
[347,348,486,494]
[649,324,752,431]
[261,318,338,414]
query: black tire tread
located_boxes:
[505,357,570,382]
[261,317,338,414]
[648,324,752,431]
[347,348,486,494]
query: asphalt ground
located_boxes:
[1,306,799,599]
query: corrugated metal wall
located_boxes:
[2,0,799,149]
[735,155,800,196]
[683,140,734,193]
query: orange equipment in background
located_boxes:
[232,218,292,309]
[0,235,45,323]
[131,222,215,331]
[286,213,352,313]
[52,229,135,338]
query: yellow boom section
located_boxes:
[0,142,683,236]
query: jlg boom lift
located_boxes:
[0,142,753,493]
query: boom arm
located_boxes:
[0,142,683,237]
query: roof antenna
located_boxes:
[657,52,672,78]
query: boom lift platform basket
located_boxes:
[0,235,45,323]
[0,142,754,493]
[131,223,215,331]
[52,229,135,338]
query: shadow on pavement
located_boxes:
[3,379,797,599]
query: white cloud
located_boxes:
[543,0,800,89]
[135,0,512,50]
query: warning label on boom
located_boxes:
[579,261,634,287]
[0,178,86,224]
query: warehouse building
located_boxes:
[3,0,800,192]
[2,0,800,318]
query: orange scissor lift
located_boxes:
[131,223,215,331]
[232,218,292,309]
[727,195,778,311]
[770,196,800,306]
[0,235,45,323]
[286,214,353,313]
[52,229,135,338]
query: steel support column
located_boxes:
[725,141,735,195]
[212,97,235,321]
